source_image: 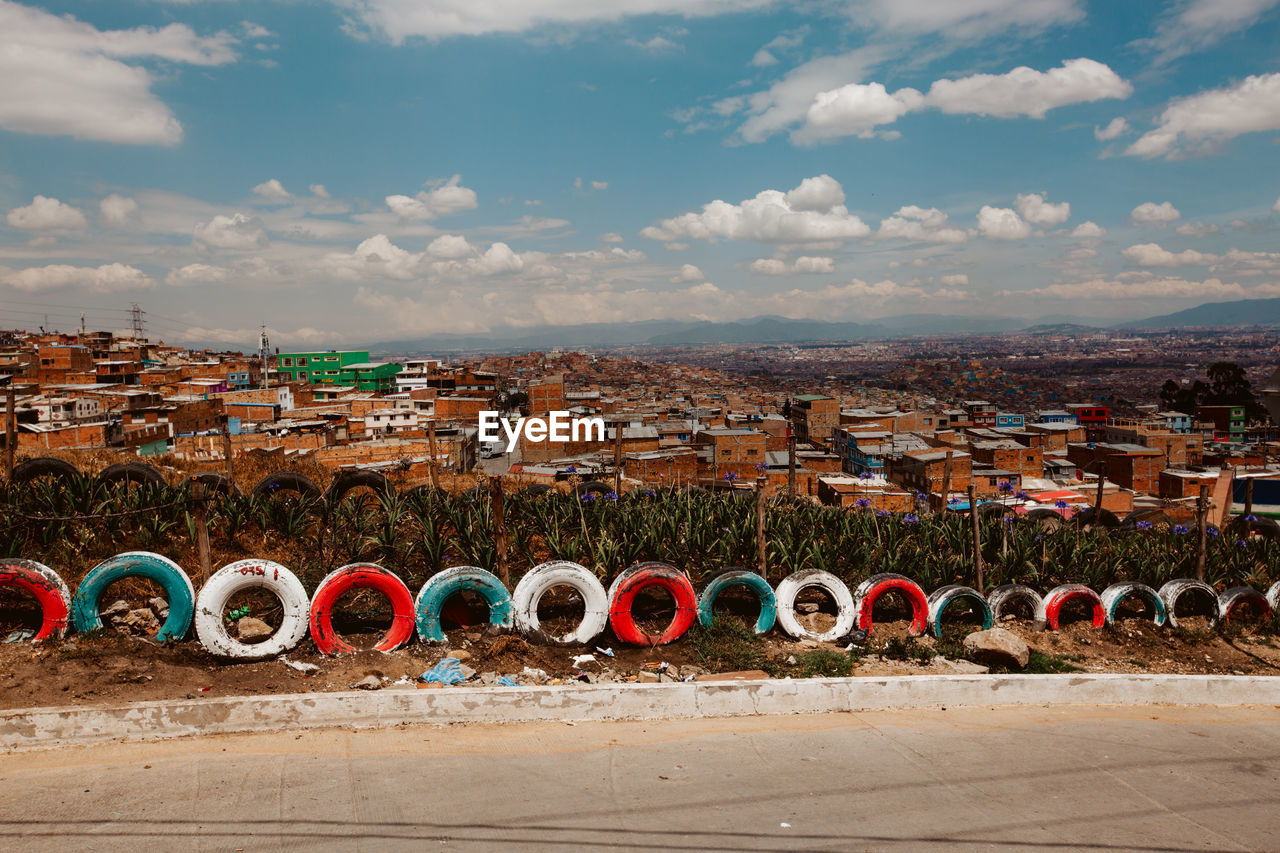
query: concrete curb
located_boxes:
[4,673,1279,752]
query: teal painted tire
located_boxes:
[71,551,195,641]
[696,569,777,634]
[414,565,514,644]
[926,584,994,639]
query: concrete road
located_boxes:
[1,706,1278,851]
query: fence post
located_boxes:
[5,381,14,480]
[490,475,509,585]
[1196,483,1209,582]
[968,483,984,594]
[787,430,796,497]
[220,415,234,487]
[1094,461,1107,516]
[939,449,953,514]
[427,420,441,490]
[191,478,212,583]
[755,476,768,579]
[1245,476,1254,519]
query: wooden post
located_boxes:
[939,449,953,514]
[1245,476,1254,518]
[968,484,984,593]
[755,476,768,579]
[613,422,623,496]
[787,430,796,497]
[1094,461,1107,516]
[1196,483,1209,582]
[191,479,212,583]
[427,420,441,489]
[490,475,509,585]
[4,382,14,481]
[220,415,234,487]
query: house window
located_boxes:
[282,358,293,367]
[298,357,307,366]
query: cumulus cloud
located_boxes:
[749,256,834,275]
[193,213,268,249]
[641,175,870,244]
[1131,201,1181,225]
[798,82,923,142]
[6,195,86,230]
[976,206,1032,240]
[1273,195,1280,213]
[1015,192,1070,227]
[0,262,154,293]
[1070,221,1106,238]
[324,234,424,280]
[386,174,478,220]
[1122,243,1220,267]
[600,232,624,243]
[1094,117,1130,140]
[426,234,473,258]
[877,205,968,243]
[99,194,139,228]
[924,58,1131,119]
[671,263,704,282]
[252,179,292,201]
[1176,221,1220,237]
[1127,72,1280,159]
[0,1,236,145]
[310,184,331,199]
[939,273,969,286]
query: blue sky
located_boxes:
[1,0,1279,347]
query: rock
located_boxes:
[122,608,160,635]
[658,672,680,683]
[785,655,798,665]
[102,599,130,619]
[446,649,472,662]
[665,664,680,679]
[279,656,320,674]
[637,670,660,683]
[464,632,482,642]
[934,656,990,674]
[681,665,707,678]
[478,671,498,685]
[457,664,477,681]
[148,597,169,619]
[521,666,549,684]
[798,639,820,649]
[236,617,274,643]
[795,602,820,614]
[353,675,382,690]
[962,627,1030,670]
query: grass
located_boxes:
[879,635,937,665]
[794,649,859,678]
[688,618,775,674]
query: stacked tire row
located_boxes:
[5,553,1275,659]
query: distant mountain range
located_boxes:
[185,297,1280,355]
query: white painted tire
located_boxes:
[512,561,608,645]
[775,569,855,642]
[1267,582,1280,615]
[194,559,310,659]
[1157,579,1218,629]
[986,584,1043,622]
[1100,582,1167,627]
[1217,586,1272,624]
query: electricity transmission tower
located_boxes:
[129,303,146,342]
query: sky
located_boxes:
[1,0,1279,348]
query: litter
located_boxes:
[571,654,596,666]
[279,656,320,674]
[3,628,36,643]
[596,646,614,657]
[421,657,467,685]
[497,676,518,686]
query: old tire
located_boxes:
[325,468,393,505]
[987,584,1043,622]
[96,461,166,490]
[853,573,929,637]
[309,563,415,654]
[696,568,777,635]
[71,551,194,642]
[0,559,71,641]
[1267,582,1280,614]
[775,569,855,642]
[251,471,322,503]
[1036,584,1104,631]
[1100,582,1167,627]
[608,562,697,646]
[415,565,515,644]
[511,561,607,645]
[1217,586,1272,624]
[1158,579,1219,630]
[521,483,554,497]
[194,560,309,659]
[10,456,79,486]
[575,480,612,499]
[927,584,993,639]
[191,472,239,497]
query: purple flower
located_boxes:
[1173,524,1188,535]
[580,492,595,503]
[876,510,890,518]
[947,496,960,505]
[1136,520,1152,531]
[1207,527,1220,537]
[1015,490,1030,501]
[855,497,871,509]
[1054,500,1069,510]
[998,480,1013,493]
[903,513,919,525]
[858,471,873,480]
[724,471,738,482]
[566,465,577,474]
[1246,514,1258,522]
[605,491,619,501]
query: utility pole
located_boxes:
[968,484,984,593]
[787,427,796,497]
[258,325,271,389]
[939,449,953,514]
[4,380,14,480]
[427,420,441,489]
[1094,461,1107,518]
[1196,484,1209,582]
[755,474,768,579]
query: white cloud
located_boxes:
[600,232,624,243]
[1013,276,1250,301]
[798,82,923,141]
[877,205,968,243]
[0,262,154,293]
[337,0,771,42]
[1131,201,1181,225]
[0,1,236,146]
[844,0,1084,41]
[252,179,292,201]
[193,213,268,250]
[471,242,524,275]
[1122,243,1220,267]
[976,206,1032,240]
[1137,0,1280,67]
[749,256,834,275]
[6,195,87,230]
[1015,192,1070,227]
[592,180,608,191]
[1070,221,1106,238]
[671,263,704,282]
[924,58,1131,119]
[99,194,139,228]
[426,234,473,259]
[1176,221,1220,237]
[324,234,424,280]
[386,174,478,220]
[627,35,679,52]
[1094,117,1129,140]
[939,273,969,286]
[733,48,889,144]
[641,175,870,244]
[1273,195,1280,213]
[310,184,331,199]
[750,49,778,67]
[1127,72,1280,159]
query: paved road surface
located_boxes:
[2,706,1278,851]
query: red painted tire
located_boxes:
[852,573,929,637]
[0,559,70,642]
[308,563,415,655]
[608,563,696,646]
[1036,584,1104,630]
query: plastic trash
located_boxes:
[497,676,518,686]
[3,628,36,644]
[421,657,467,685]
[596,646,614,657]
[279,655,320,674]
[571,653,596,666]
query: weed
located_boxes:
[880,635,936,665]
[688,619,772,673]
[794,649,857,678]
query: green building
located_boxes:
[276,350,401,392]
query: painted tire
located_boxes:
[1157,579,1219,630]
[1100,582,1167,627]
[775,569,855,642]
[926,584,993,639]
[70,551,194,642]
[309,563,415,654]
[415,565,515,644]
[194,560,310,659]
[1217,586,1272,624]
[511,561,608,645]
[696,568,777,635]
[1267,582,1280,615]
[0,559,71,641]
[608,562,696,646]
[1036,584,1104,631]
[853,573,928,637]
[987,584,1043,622]
[606,562,662,605]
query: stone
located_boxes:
[457,664,477,681]
[521,666,549,684]
[236,617,274,643]
[122,608,160,635]
[148,597,169,619]
[478,671,498,685]
[446,649,472,662]
[637,670,660,683]
[681,665,707,678]
[795,602,820,614]
[354,675,382,690]
[665,664,680,679]
[785,655,798,665]
[101,600,130,619]
[962,627,1030,670]
[658,672,680,683]
[934,656,990,674]
[464,632,482,642]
